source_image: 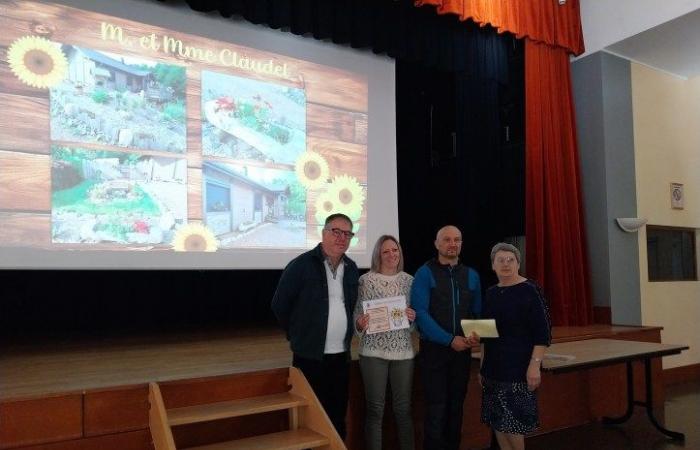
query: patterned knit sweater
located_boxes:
[354,271,415,360]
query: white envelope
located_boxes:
[460,319,499,338]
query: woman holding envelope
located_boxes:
[479,243,551,450]
[354,235,416,450]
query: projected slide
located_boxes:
[51,146,187,245]
[202,71,306,164]
[0,0,370,263]
[50,46,187,153]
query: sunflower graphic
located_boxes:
[314,192,336,224]
[295,151,330,189]
[327,174,365,219]
[7,36,67,89]
[172,223,218,252]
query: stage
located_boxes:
[0,327,294,400]
[0,324,660,400]
[0,324,672,450]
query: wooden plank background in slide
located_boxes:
[0,93,50,154]
[0,0,369,250]
[0,151,51,211]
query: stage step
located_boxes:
[183,429,329,450]
[148,367,346,450]
[168,392,307,426]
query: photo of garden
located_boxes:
[202,162,306,248]
[201,70,306,164]
[51,146,187,244]
[50,45,187,153]
[1,1,369,257]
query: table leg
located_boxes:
[602,359,685,441]
[640,358,685,441]
[602,361,635,424]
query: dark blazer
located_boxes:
[271,243,359,360]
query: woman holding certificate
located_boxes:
[354,235,416,450]
[479,243,551,450]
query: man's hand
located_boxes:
[450,336,470,351]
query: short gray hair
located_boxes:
[324,213,353,228]
[490,242,521,264]
[370,235,404,273]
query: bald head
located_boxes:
[435,225,462,265]
[436,225,461,242]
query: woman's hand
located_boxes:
[526,361,541,391]
[405,307,416,322]
[356,313,370,332]
[465,331,480,347]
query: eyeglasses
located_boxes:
[325,227,355,239]
[495,256,517,265]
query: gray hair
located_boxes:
[490,242,521,264]
[324,213,353,228]
[370,235,404,273]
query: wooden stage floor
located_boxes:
[0,324,660,400]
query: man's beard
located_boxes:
[439,250,459,259]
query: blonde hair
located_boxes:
[370,235,404,273]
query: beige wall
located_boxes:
[632,63,700,368]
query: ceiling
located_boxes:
[604,8,700,79]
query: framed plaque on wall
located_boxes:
[670,182,684,209]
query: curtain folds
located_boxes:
[178,0,503,71]
[414,0,585,56]
[419,0,593,325]
[395,32,520,279]
[524,41,591,325]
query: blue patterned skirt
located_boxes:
[481,377,539,434]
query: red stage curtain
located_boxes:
[415,0,585,56]
[416,0,593,325]
[524,40,592,325]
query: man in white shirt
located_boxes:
[272,213,359,439]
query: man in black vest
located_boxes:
[411,225,482,450]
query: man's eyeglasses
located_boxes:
[325,227,355,239]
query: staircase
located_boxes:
[149,367,345,450]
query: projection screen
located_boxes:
[0,0,398,269]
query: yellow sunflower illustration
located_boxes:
[327,174,365,218]
[7,36,67,89]
[314,192,336,224]
[344,206,362,223]
[295,151,330,189]
[172,223,218,252]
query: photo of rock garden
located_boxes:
[202,162,306,248]
[51,145,187,245]
[50,45,186,153]
[201,70,306,164]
